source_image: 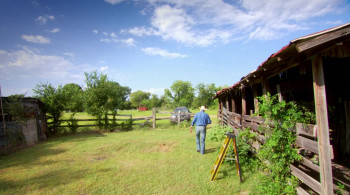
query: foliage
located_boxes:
[236,127,259,168]
[142,94,164,109]
[5,94,32,126]
[192,83,219,109]
[84,70,131,129]
[130,90,151,108]
[164,80,195,108]
[335,182,345,195]
[67,113,79,133]
[256,93,314,194]
[119,118,133,130]
[207,124,232,142]
[62,83,84,112]
[33,82,66,135]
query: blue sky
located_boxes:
[0,0,349,97]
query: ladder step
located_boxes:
[225,158,236,161]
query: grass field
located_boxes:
[0,124,261,194]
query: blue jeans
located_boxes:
[195,126,206,154]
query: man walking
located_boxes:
[190,106,212,155]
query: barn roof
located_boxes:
[214,22,350,99]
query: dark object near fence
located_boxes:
[170,107,191,123]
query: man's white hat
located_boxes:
[200,106,207,111]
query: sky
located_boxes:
[0,0,349,97]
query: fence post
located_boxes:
[152,108,156,129]
[178,111,181,127]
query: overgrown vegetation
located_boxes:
[207,93,315,194]
[256,93,315,194]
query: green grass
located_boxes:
[0,126,261,194]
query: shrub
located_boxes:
[67,113,78,133]
[207,124,232,142]
[256,93,314,194]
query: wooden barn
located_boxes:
[214,23,350,194]
[0,97,47,152]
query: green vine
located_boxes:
[256,93,314,194]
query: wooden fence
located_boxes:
[219,107,349,195]
[56,108,194,129]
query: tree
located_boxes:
[33,82,66,135]
[193,83,218,109]
[129,90,151,108]
[62,83,84,112]
[142,94,163,109]
[164,80,195,108]
[84,70,131,128]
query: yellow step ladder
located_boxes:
[210,133,242,182]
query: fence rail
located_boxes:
[219,107,349,195]
[55,109,193,129]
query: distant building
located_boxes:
[0,97,47,153]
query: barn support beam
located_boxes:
[253,84,259,114]
[312,55,334,195]
[231,91,236,113]
[241,86,246,116]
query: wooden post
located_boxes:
[276,84,283,102]
[262,76,269,97]
[226,97,230,112]
[220,98,224,125]
[231,91,236,113]
[312,55,334,195]
[241,86,246,116]
[152,108,156,129]
[253,85,259,115]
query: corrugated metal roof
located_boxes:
[214,23,350,99]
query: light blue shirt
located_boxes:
[191,111,211,126]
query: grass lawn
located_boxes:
[0,126,261,194]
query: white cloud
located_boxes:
[147,88,165,96]
[104,0,125,5]
[100,36,136,47]
[0,46,74,79]
[22,34,50,44]
[124,0,343,45]
[123,27,160,36]
[93,29,99,34]
[36,15,55,24]
[121,38,135,47]
[110,32,117,38]
[141,47,187,59]
[64,52,74,58]
[50,28,60,33]
[100,66,109,72]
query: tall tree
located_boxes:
[193,83,218,109]
[164,80,195,108]
[129,90,151,108]
[33,82,66,135]
[84,71,131,128]
[62,83,84,112]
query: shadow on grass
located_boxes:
[0,131,106,169]
[0,168,92,193]
[205,148,217,154]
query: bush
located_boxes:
[67,113,78,133]
[207,124,232,142]
[256,93,314,194]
